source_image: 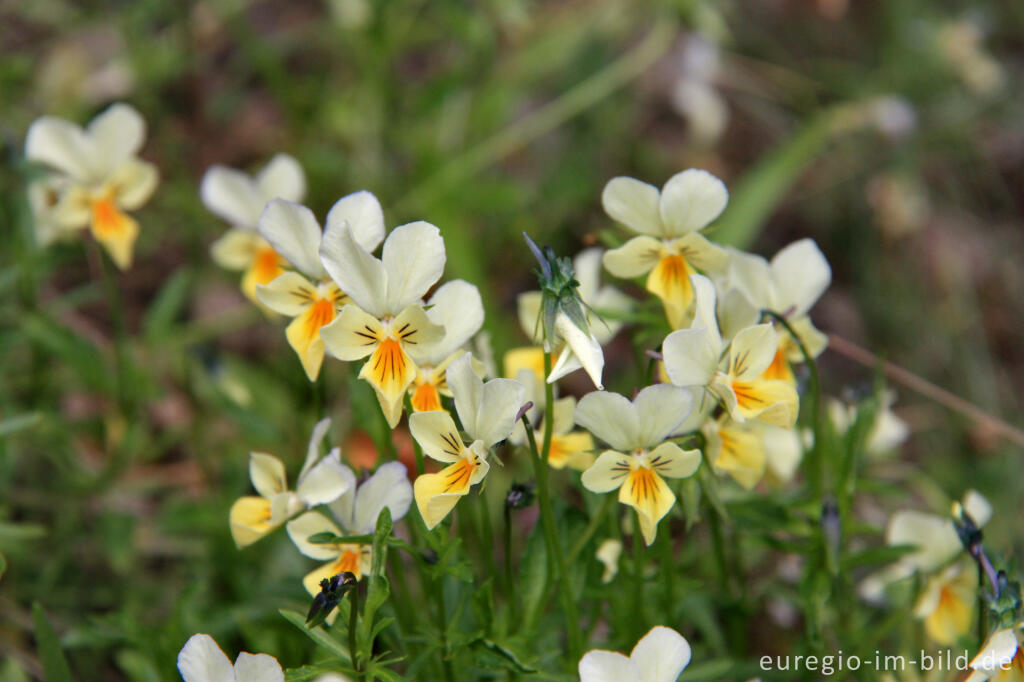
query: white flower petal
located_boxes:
[326,465,359,531]
[177,634,234,682]
[233,652,284,682]
[770,238,831,316]
[476,377,527,448]
[320,222,388,317]
[662,328,718,388]
[574,391,638,451]
[299,417,333,479]
[200,166,265,229]
[352,461,413,533]
[516,291,543,343]
[382,221,446,313]
[86,103,146,175]
[286,511,345,560]
[602,176,663,236]
[256,154,305,203]
[249,452,288,499]
[258,199,325,279]
[658,169,728,236]
[446,353,483,438]
[296,451,352,507]
[25,116,94,181]
[971,628,1020,672]
[727,324,779,379]
[255,272,316,317]
[727,249,772,310]
[423,280,484,363]
[578,650,640,682]
[409,410,465,464]
[553,313,604,390]
[602,236,663,279]
[324,191,385,253]
[634,384,694,445]
[630,626,692,682]
[963,490,992,527]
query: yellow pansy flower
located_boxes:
[25,103,158,269]
[601,169,729,329]
[728,238,831,383]
[702,416,766,490]
[286,461,412,592]
[409,354,526,529]
[859,490,991,603]
[255,192,386,381]
[229,419,350,548]
[319,217,448,426]
[577,385,701,545]
[201,154,306,304]
[663,274,799,428]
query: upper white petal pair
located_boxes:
[258,191,386,283]
[26,103,149,186]
[177,633,358,682]
[728,238,831,319]
[201,154,306,232]
[177,633,283,682]
[602,169,727,239]
[320,214,445,319]
[578,626,692,682]
[286,460,414,558]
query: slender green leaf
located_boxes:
[32,602,73,682]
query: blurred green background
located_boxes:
[2,0,1023,678]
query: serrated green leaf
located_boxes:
[32,602,73,682]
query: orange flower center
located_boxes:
[90,197,122,236]
[252,246,285,286]
[761,346,794,383]
[443,457,477,493]
[333,547,363,578]
[411,381,442,412]
[304,299,337,339]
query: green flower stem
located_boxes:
[502,503,518,623]
[348,586,360,674]
[567,494,616,565]
[658,530,675,614]
[522,351,583,659]
[96,243,131,416]
[632,517,646,642]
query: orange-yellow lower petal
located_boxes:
[360,337,415,407]
[413,458,479,529]
[90,197,138,270]
[286,298,336,381]
[618,467,675,545]
[925,584,974,645]
[730,378,799,428]
[646,253,694,329]
[761,346,795,385]
[714,425,766,490]
[548,432,595,470]
[241,246,286,304]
